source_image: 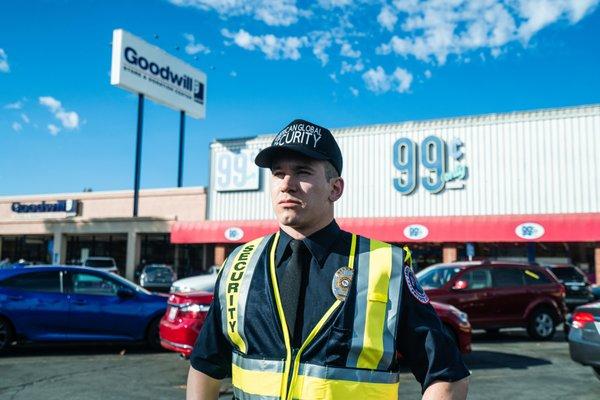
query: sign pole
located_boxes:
[133,93,144,217]
[177,110,186,187]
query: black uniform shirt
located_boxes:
[190,220,470,392]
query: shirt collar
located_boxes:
[275,220,342,268]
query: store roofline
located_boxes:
[0,186,206,202]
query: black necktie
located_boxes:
[279,239,306,347]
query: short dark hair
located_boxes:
[323,161,339,181]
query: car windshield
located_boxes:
[85,259,115,268]
[145,266,170,273]
[110,273,151,295]
[416,266,462,289]
[549,267,585,282]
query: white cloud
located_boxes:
[39,96,80,130]
[48,124,60,136]
[393,67,413,93]
[4,100,23,110]
[11,122,22,132]
[21,113,30,124]
[362,66,413,94]
[230,70,238,77]
[329,72,338,82]
[170,0,302,26]
[378,6,398,31]
[340,59,364,74]
[318,0,352,9]
[349,86,359,96]
[221,28,307,60]
[376,0,599,65]
[311,32,332,66]
[340,41,361,58]
[183,33,211,55]
[424,69,432,78]
[0,49,9,73]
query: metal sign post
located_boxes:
[177,110,185,187]
[133,93,144,217]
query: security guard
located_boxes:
[187,119,470,400]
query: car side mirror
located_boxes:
[452,280,469,290]
[117,288,136,299]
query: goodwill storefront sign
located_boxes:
[110,29,207,119]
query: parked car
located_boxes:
[159,291,213,357]
[159,292,471,358]
[0,265,167,353]
[417,261,567,340]
[83,256,119,275]
[170,265,220,294]
[568,301,600,380]
[593,284,600,301]
[140,264,177,291]
[544,264,594,310]
[430,301,472,354]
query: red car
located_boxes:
[416,261,567,340]
[159,293,471,357]
[159,291,212,357]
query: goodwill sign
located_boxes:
[110,29,207,119]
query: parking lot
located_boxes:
[0,328,598,400]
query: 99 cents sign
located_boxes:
[214,149,260,192]
[393,135,468,195]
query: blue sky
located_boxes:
[1,0,599,196]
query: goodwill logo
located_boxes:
[273,123,322,148]
[123,47,204,105]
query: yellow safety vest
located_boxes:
[218,232,411,399]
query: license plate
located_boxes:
[167,306,178,321]
[595,322,600,335]
[570,286,580,291]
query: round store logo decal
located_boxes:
[224,227,244,241]
[403,224,429,240]
[515,223,545,240]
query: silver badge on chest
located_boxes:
[332,266,353,301]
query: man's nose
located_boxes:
[280,174,296,192]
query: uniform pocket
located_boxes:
[325,326,351,365]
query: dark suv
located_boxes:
[544,265,594,311]
[416,261,567,340]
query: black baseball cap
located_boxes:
[255,119,343,175]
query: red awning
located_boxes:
[170,213,600,244]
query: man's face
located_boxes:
[270,154,341,232]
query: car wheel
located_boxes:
[146,317,162,351]
[527,308,556,340]
[593,367,600,381]
[0,317,15,354]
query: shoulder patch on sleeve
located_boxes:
[404,265,429,304]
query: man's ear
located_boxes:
[329,177,344,202]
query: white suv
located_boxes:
[83,257,119,274]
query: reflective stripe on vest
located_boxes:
[231,353,399,400]
[346,240,404,370]
[219,235,272,354]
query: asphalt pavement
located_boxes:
[0,328,598,399]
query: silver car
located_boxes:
[140,264,177,289]
[568,300,600,380]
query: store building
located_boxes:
[171,104,600,283]
[0,187,208,280]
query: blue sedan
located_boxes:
[0,265,167,352]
